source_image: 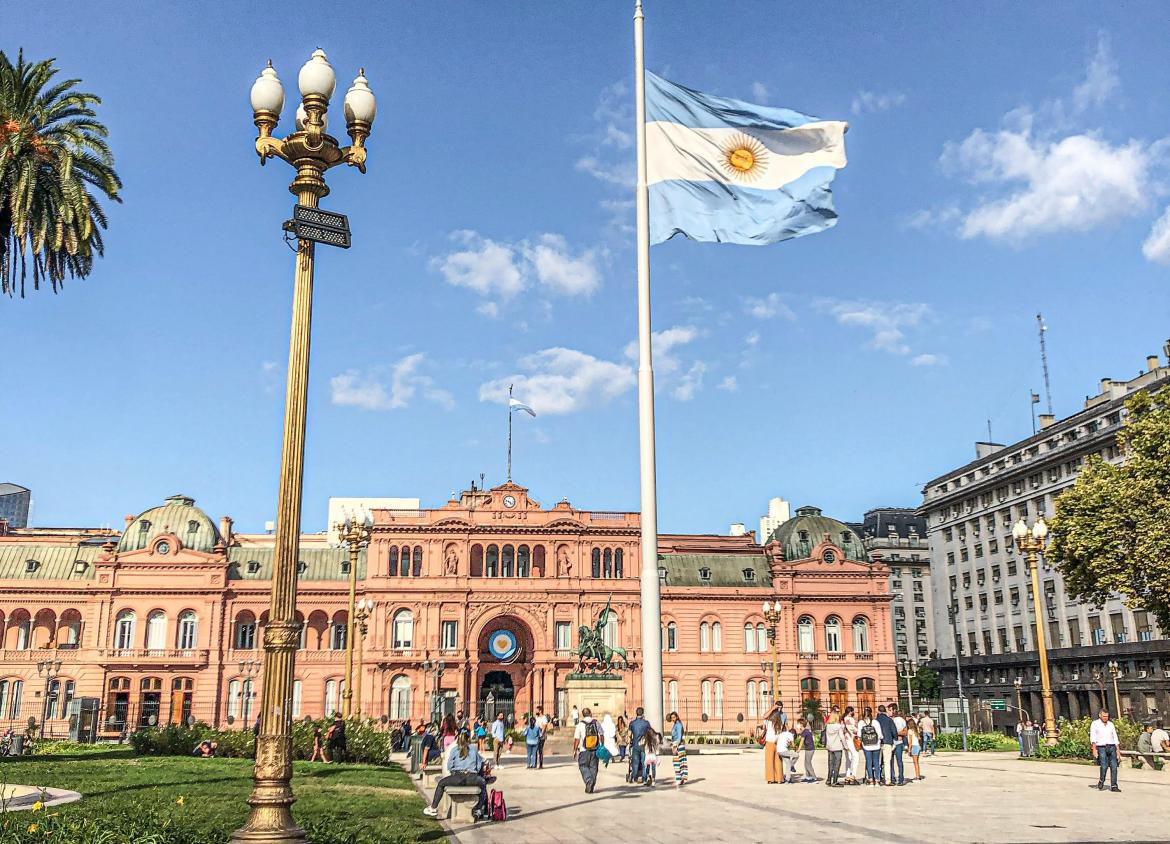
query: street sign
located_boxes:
[285,204,351,248]
[989,698,1007,711]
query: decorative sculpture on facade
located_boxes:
[571,594,629,675]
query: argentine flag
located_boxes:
[509,397,536,417]
[647,72,848,245]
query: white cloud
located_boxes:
[751,81,770,103]
[717,375,739,392]
[479,348,635,415]
[816,299,933,357]
[1142,206,1170,264]
[851,89,907,115]
[523,234,601,296]
[744,292,796,320]
[476,301,500,318]
[903,205,961,231]
[575,155,634,187]
[623,325,709,399]
[429,231,524,298]
[331,354,454,411]
[1073,35,1119,113]
[745,331,760,347]
[910,353,947,367]
[672,362,707,401]
[577,81,636,200]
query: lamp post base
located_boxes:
[230,784,308,844]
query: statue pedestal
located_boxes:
[564,676,627,720]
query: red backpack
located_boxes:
[488,788,507,822]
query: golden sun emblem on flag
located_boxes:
[721,133,769,182]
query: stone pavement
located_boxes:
[425,749,1170,843]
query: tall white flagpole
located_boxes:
[633,0,663,730]
[507,383,514,482]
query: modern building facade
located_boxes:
[758,496,792,547]
[0,487,896,738]
[859,508,935,664]
[921,352,1170,726]
[0,484,31,529]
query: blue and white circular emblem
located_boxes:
[488,629,518,661]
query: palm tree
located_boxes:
[0,50,122,297]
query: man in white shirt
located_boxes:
[919,711,936,756]
[1090,709,1121,792]
[1151,720,1170,754]
[891,705,908,786]
[573,708,600,793]
[535,707,550,769]
[776,726,799,783]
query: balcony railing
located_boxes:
[0,648,83,663]
[826,653,847,661]
[798,652,818,660]
[99,648,209,664]
[853,653,875,660]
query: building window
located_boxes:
[700,622,711,652]
[744,623,756,653]
[714,680,724,717]
[556,621,572,651]
[711,622,722,652]
[614,548,623,578]
[411,546,423,576]
[590,548,601,578]
[825,616,842,653]
[698,567,711,582]
[666,621,677,652]
[603,548,613,578]
[666,679,678,713]
[292,679,302,718]
[325,679,340,718]
[392,610,414,649]
[114,610,136,650]
[330,615,347,651]
[501,544,515,578]
[145,610,167,651]
[701,680,712,716]
[228,679,241,719]
[742,568,756,583]
[517,545,530,578]
[390,675,411,719]
[747,680,759,717]
[177,612,198,650]
[441,620,458,651]
[756,623,767,653]
[388,546,399,577]
[797,616,814,653]
[602,611,618,648]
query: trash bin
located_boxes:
[1020,728,1039,757]
[10,735,24,757]
[409,733,423,774]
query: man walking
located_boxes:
[920,710,936,756]
[628,707,651,783]
[1091,709,1121,792]
[491,712,507,768]
[573,707,601,793]
[875,705,896,786]
[535,707,550,769]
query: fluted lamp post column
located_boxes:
[762,601,781,712]
[1107,660,1122,718]
[235,49,376,844]
[353,598,374,718]
[1012,516,1059,745]
[339,517,372,719]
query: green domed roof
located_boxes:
[117,495,220,553]
[767,505,868,563]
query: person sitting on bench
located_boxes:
[423,730,487,819]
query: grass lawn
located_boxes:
[0,748,442,843]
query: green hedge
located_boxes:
[1033,717,1143,760]
[130,719,395,765]
[934,731,1018,751]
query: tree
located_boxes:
[912,665,941,701]
[1048,385,1170,633]
[0,50,122,297]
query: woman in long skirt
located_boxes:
[669,711,688,787]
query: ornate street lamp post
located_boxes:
[762,601,781,712]
[1107,660,1122,717]
[36,659,62,736]
[1012,516,1058,745]
[898,660,918,714]
[235,49,376,844]
[353,598,375,718]
[338,517,372,718]
[1013,676,1027,721]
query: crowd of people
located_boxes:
[762,703,935,787]
[570,707,688,792]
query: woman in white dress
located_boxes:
[842,705,860,784]
[601,713,620,766]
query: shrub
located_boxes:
[130,719,394,765]
[1032,716,1145,761]
[934,731,1016,752]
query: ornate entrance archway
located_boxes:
[479,670,514,722]
[473,615,535,723]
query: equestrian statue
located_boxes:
[571,594,629,675]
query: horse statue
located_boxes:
[571,594,629,674]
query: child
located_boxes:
[310,725,326,762]
[643,727,660,786]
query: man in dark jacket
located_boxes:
[875,705,897,785]
[628,707,651,783]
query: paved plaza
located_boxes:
[426,749,1170,843]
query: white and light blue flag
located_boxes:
[646,72,847,245]
[509,397,536,417]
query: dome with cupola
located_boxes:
[116,494,220,553]
[767,505,868,562]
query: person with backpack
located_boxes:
[423,731,488,820]
[574,707,602,793]
[859,707,882,787]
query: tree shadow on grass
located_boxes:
[84,775,245,798]
[3,750,138,764]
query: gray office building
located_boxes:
[0,484,30,529]
[859,508,935,664]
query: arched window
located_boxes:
[701,680,712,716]
[756,623,767,653]
[856,676,876,711]
[664,621,677,652]
[470,544,484,577]
[114,610,136,650]
[714,680,724,717]
[388,546,399,577]
[603,548,612,578]
[744,623,756,653]
[797,616,814,653]
[852,616,870,652]
[591,548,601,578]
[712,622,723,652]
[291,679,302,718]
[747,680,759,717]
[398,546,409,577]
[330,613,347,650]
[667,679,679,713]
[235,612,257,650]
[517,545,530,578]
[325,679,340,718]
[177,612,197,650]
[800,677,820,703]
[392,609,413,649]
[758,680,770,713]
[228,678,241,719]
[602,610,618,648]
[145,610,167,651]
[390,674,411,719]
[412,546,423,576]
[828,676,848,711]
[501,545,514,578]
[58,612,81,648]
[532,545,545,577]
[700,622,711,653]
[241,678,254,724]
[614,548,623,578]
[485,545,499,578]
[825,616,842,653]
[295,612,306,649]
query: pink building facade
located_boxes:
[0,487,896,736]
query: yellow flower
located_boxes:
[27,823,37,833]
[176,796,185,806]
[31,800,43,812]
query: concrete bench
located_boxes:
[422,764,444,788]
[1120,750,1169,769]
[439,785,482,823]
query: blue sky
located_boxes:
[5,1,1170,534]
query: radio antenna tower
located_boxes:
[1037,313,1053,416]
